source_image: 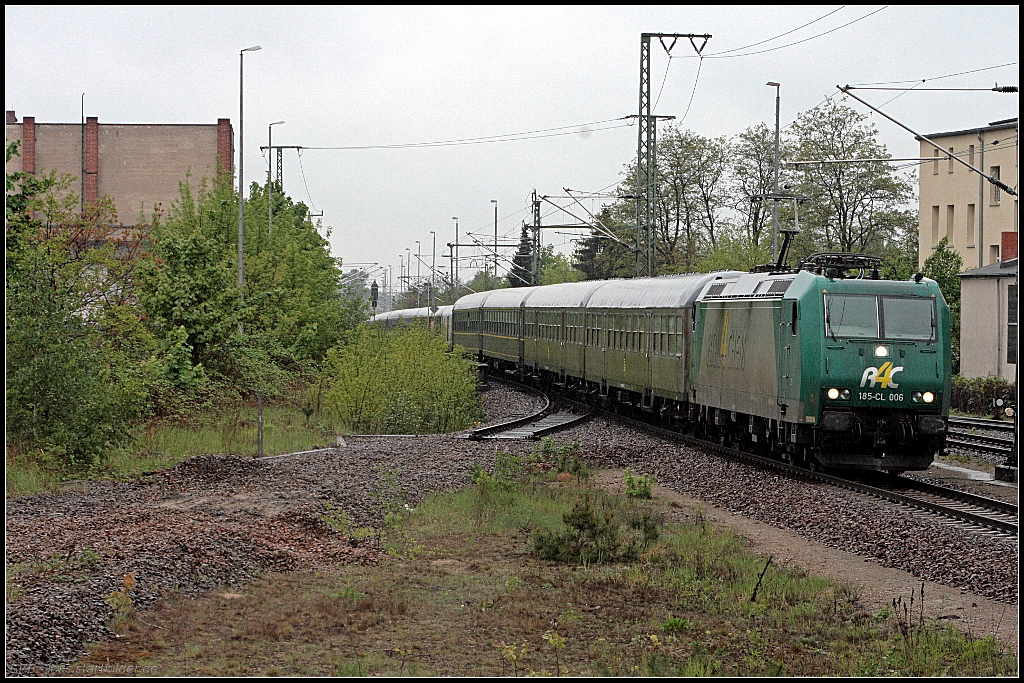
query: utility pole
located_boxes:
[430,231,436,301]
[452,217,459,295]
[238,45,262,331]
[491,200,499,282]
[532,189,542,285]
[636,33,709,278]
[267,121,284,235]
[415,240,422,307]
[767,82,781,263]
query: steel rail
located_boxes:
[949,417,1015,433]
[889,476,1018,516]
[948,430,1014,449]
[600,411,1017,536]
[946,438,1013,458]
[466,382,551,440]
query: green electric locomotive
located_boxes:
[439,255,950,473]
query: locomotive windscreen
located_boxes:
[880,297,936,341]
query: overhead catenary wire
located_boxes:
[295,148,318,213]
[851,61,1019,86]
[301,117,632,151]
[673,6,887,60]
[705,6,846,56]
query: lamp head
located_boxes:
[766,81,780,87]
[270,120,285,126]
[242,45,262,52]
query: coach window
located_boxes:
[791,301,798,336]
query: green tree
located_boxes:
[5,141,147,466]
[136,173,241,369]
[538,246,585,285]
[508,224,534,287]
[465,268,509,294]
[922,236,963,373]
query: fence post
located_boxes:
[257,390,264,458]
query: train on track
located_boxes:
[374,253,951,473]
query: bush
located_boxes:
[533,494,624,565]
[320,324,482,434]
[950,375,1015,417]
[623,468,656,499]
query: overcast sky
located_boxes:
[5,5,1019,284]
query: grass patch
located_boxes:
[69,467,1017,677]
[6,404,333,497]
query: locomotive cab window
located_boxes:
[790,301,798,336]
[880,297,936,341]
[824,294,878,339]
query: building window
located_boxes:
[990,244,1000,265]
[946,205,954,241]
[1009,284,1017,365]
[990,166,1001,204]
[967,204,975,246]
[932,149,939,175]
[948,147,954,173]
[969,144,975,166]
[931,206,939,246]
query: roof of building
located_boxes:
[959,258,1018,279]
[918,117,1018,141]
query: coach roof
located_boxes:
[453,272,743,311]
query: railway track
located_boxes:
[485,378,1017,536]
[466,382,592,440]
[605,411,1018,536]
[946,431,1014,458]
[948,416,1015,433]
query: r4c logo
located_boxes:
[861,361,903,389]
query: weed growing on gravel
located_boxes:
[623,467,655,499]
[105,573,137,634]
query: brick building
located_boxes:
[5,111,233,225]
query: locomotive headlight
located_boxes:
[840,389,850,400]
[922,391,935,403]
[827,388,840,400]
[874,345,889,357]
[911,391,922,402]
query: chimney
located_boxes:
[85,117,99,204]
[217,118,233,175]
[6,110,16,124]
[1001,231,1018,262]
[22,116,36,174]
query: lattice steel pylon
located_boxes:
[276,148,283,187]
[531,189,542,285]
[636,33,710,278]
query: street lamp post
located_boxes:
[268,120,284,235]
[767,81,781,263]
[491,200,498,279]
[238,45,261,331]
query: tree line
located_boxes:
[5,141,366,466]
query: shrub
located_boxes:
[950,375,1015,417]
[534,494,623,564]
[320,325,482,434]
[623,468,656,499]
